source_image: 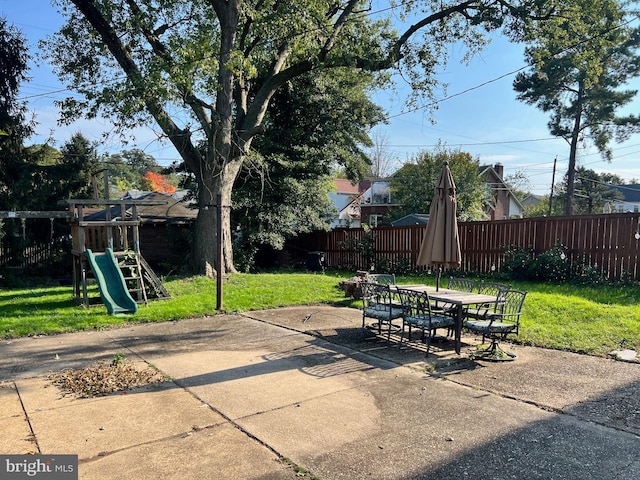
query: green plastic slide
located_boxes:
[86,248,138,315]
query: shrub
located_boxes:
[375,256,393,274]
[570,254,607,285]
[499,242,615,286]
[530,243,571,282]
[393,257,414,275]
[233,244,258,273]
[338,225,377,271]
[501,244,535,280]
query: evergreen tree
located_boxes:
[231,68,379,269]
[558,166,624,214]
[0,17,34,211]
[513,0,640,214]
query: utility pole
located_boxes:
[548,157,557,217]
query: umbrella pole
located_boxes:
[436,266,441,291]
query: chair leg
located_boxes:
[361,315,370,340]
[425,330,432,357]
[472,338,517,361]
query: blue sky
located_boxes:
[4,0,640,195]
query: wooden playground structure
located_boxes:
[0,197,171,310]
[65,198,171,308]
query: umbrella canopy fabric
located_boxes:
[416,161,461,271]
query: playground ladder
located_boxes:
[114,251,148,305]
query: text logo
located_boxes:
[1,455,78,479]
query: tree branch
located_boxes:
[70,0,203,169]
[125,0,214,139]
[318,0,360,62]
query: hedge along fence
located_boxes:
[290,213,640,280]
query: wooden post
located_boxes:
[131,204,138,253]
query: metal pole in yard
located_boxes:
[216,193,223,311]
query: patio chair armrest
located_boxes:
[485,311,521,325]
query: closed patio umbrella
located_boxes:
[416,161,461,289]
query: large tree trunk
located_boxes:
[188,0,242,277]
[565,81,585,216]
[566,136,579,216]
[191,157,242,277]
[192,196,218,278]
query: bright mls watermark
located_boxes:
[0,455,78,479]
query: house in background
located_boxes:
[359,179,402,226]
[328,179,370,228]
[521,193,545,212]
[610,184,640,212]
[479,163,525,220]
[328,164,525,229]
[329,178,401,228]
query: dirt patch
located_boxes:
[48,357,167,398]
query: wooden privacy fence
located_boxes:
[0,215,72,277]
[291,213,640,280]
[0,237,70,273]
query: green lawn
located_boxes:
[1,272,638,357]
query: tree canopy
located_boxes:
[43,0,555,275]
[232,67,381,270]
[513,0,640,215]
[0,16,33,211]
[102,148,178,195]
[142,171,176,194]
[389,145,490,222]
[49,133,102,205]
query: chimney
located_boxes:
[494,163,504,178]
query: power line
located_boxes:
[386,137,558,148]
[20,88,71,100]
[386,13,640,120]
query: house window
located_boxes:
[369,214,384,227]
[370,182,391,204]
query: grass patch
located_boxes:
[1,271,638,357]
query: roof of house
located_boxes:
[85,191,197,224]
[328,192,357,212]
[334,178,371,195]
[391,213,430,227]
[479,164,525,211]
[521,194,544,207]
[612,184,640,203]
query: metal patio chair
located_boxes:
[464,289,527,361]
[361,282,404,343]
[367,273,396,285]
[464,281,512,320]
[447,276,479,292]
[431,276,480,320]
[396,288,456,356]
